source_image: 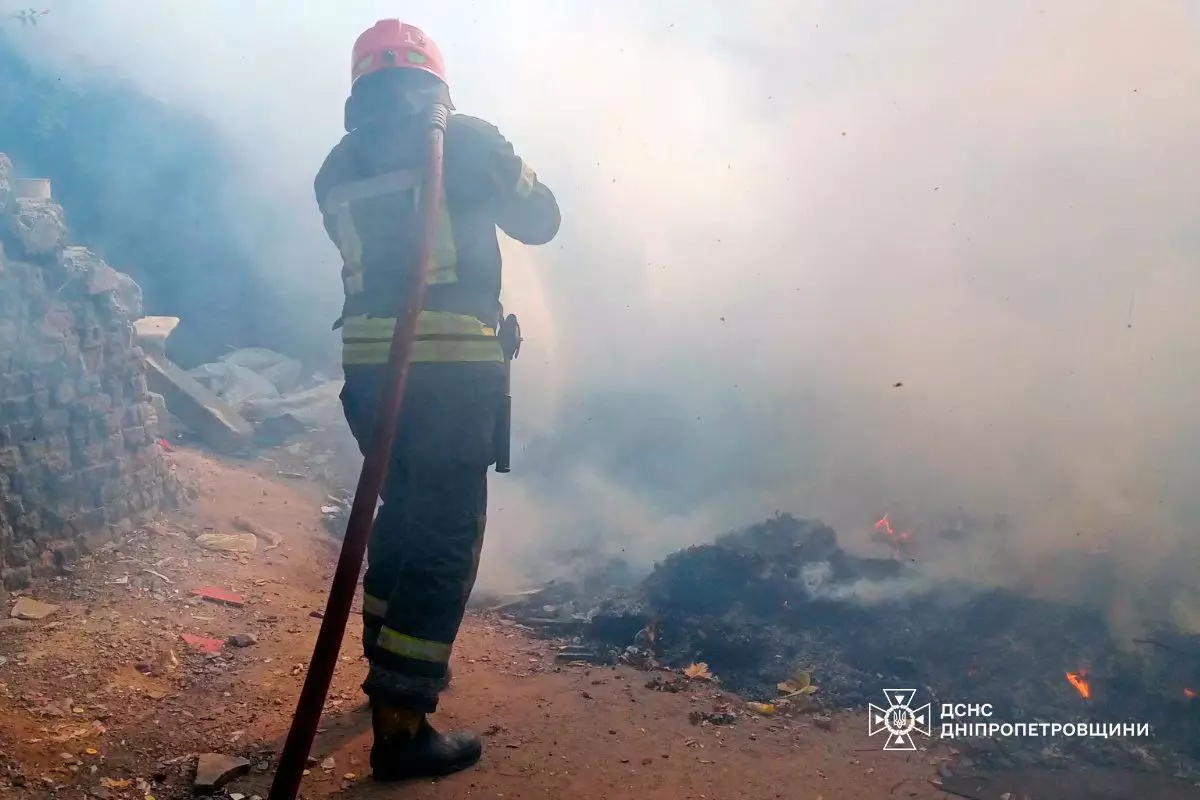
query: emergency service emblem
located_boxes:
[868,689,932,751]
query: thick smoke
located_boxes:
[11,1,1200,629]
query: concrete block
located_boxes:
[144,354,253,454]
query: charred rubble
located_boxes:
[496,513,1200,775]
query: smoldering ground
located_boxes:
[11,0,1200,631]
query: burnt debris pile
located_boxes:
[496,513,1200,775]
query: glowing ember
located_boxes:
[1185,688,1196,701]
[1066,670,1092,700]
[874,514,913,547]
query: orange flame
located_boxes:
[874,514,912,545]
[1185,688,1196,701]
[1066,670,1091,700]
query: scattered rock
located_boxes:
[195,533,258,554]
[9,597,59,621]
[321,757,335,771]
[689,710,737,726]
[646,675,687,693]
[309,610,324,620]
[194,753,250,794]
[231,516,283,549]
[227,633,258,648]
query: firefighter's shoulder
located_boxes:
[447,114,513,154]
[314,134,355,205]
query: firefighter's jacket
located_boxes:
[315,114,560,366]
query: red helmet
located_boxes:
[351,20,447,86]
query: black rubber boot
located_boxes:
[371,714,482,782]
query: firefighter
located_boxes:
[314,20,560,781]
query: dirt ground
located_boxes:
[0,449,960,799]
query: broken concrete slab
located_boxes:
[133,316,180,355]
[144,353,254,454]
[10,597,59,621]
[194,753,250,794]
[14,178,50,200]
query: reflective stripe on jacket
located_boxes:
[341,311,502,365]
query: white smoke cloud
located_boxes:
[13,0,1200,625]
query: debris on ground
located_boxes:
[227,633,258,648]
[192,587,247,607]
[185,348,344,449]
[194,753,251,794]
[194,532,259,554]
[646,675,688,693]
[181,634,224,654]
[319,491,353,538]
[9,597,59,621]
[231,516,283,549]
[689,709,737,726]
[777,670,818,697]
[0,446,947,800]
[495,512,1200,777]
[145,353,256,455]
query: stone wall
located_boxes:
[0,153,177,592]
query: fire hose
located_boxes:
[267,101,449,800]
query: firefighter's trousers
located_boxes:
[340,361,504,713]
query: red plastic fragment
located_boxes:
[192,587,246,607]
[181,633,223,654]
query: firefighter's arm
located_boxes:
[313,145,344,250]
[493,151,560,246]
[314,142,356,330]
[449,116,561,246]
